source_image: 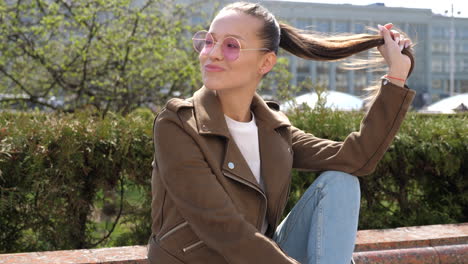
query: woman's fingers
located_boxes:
[404,38,412,48]
[378,24,396,46]
[398,37,406,51]
[379,24,412,51]
[377,23,412,77]
[397,37,412,50]
[391,29,401,42]
[378,24,412,50]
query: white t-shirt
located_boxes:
[224,112,269,234]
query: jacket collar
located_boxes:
[190,86,294,234]
[192,85,290,137]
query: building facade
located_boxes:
[183,0,468,107]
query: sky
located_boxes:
[277,0,468,18]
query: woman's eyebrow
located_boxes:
[210,32,245,41]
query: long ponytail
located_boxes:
[219,2,415,108]
[278,22,415,108]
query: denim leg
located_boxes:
[272,171,361,264]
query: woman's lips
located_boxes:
[204,64,225,72]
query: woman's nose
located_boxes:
[207,42,223,61]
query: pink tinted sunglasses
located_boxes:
[192,30,271,61]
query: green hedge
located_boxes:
[0,109,154,252]
[286,106,467,229]
[0,108,466,253]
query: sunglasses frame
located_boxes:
[192,30,271,61]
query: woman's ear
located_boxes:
[258,52,277,75]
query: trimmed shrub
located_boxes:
[0,108,154,252]
[0,108,466,253]
[286,106,467,229]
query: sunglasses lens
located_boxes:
[192,31,214,54]
[223,37,241,61]
[192,31,242,61]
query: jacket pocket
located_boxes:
[148,234,185,264]
[158,220,206,256]
[182,240,205,253]
[159,221,188,241]
[157,221,225,263]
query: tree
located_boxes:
[0,0,204,116]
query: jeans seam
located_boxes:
[279,186,323,246]
[316,202,323,264]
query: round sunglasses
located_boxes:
[192,30,271,61]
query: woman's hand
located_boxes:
[377,23,413,87]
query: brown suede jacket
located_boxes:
[147,79,415,264]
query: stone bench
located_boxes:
[0,223,466,264]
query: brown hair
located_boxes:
[219,1,415,108]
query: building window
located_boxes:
[463,59,468,72]
[336,68,348,92]
[457,59,464,73]
[297,18,312,30]
[297,59,310,74]
[432,80,442,90]
[354,21,367,33]
[316,61,329,87]
[460,43,468,53]
[432,58,443,72]
[408,24,427,44]
[335,21,349,33]
[457,27,468,39]
[432,42,448,53]
[316,20,330,32]
[444,60,450,73]
[461,80,468,93]
[297,74,307,86]
[433,26,446,39]
[354,69,367,95]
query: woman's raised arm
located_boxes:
[290,79,415,176]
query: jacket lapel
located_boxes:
[192,86,293,222]
[193,86,262,191]
[251,94,293,227]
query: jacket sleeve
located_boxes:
[153,110,299,264]
[291,79,416,176]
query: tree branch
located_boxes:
[35,0,47,15]
[87,172,125,248]
[0,66,34,97]
[0,97,61,111]
[76,12,98,103]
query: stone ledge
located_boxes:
[355,223,468,252]
[353,244,468,264]
[0,223,466,264]
[0,246,148,264]
[353,223,468,264]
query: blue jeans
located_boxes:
[272,171,360,264]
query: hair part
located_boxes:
[218,1,415,109]
[219,1,281,54]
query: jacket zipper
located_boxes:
[272,180,292,229]
[159,221,188,241]
[222,170,268,232]
[159,221,205,253]
[183,240,204,253]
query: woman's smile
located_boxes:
[204,64,226,72]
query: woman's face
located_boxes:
[199,10,274,92]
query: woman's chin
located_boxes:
[202,78,226,91]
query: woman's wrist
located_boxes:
[386,69,408,87]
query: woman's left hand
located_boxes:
[377,23,413,86]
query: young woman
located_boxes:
[147,2,415,264]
